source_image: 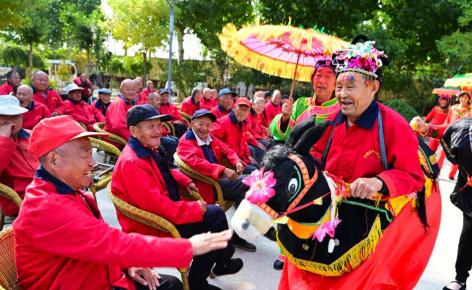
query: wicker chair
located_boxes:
[178,110,192,122]
[0,184,23,231]
[174,153,234,211]
[89,138,121,194]
[0,228,19,290]
[163,122,176,136]
[107,184,202,290]
[92,122,127,146]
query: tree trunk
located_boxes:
[28,42,33,69]
[86,49,90,74]
[143,51,147,83]
[176,26,184,64]
[245,82,250,97]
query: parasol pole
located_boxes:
[289,38,306,102]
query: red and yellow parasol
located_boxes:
[219,23,349,98]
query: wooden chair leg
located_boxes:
[179,268,190,290]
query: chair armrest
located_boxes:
[0,184,22,207]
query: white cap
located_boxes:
[64,83,83,94]
[0,95,28,115]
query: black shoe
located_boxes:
[273,258,284,270]
[231,234,256,252]
[211,258,243,276]
[443,281,466,290]
[264,227,277,242]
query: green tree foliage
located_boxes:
[0,0,28,30]
[108,0,169,81]
[383,98,419,122]
[0,45,45,68]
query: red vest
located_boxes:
[33,89,63,113]
[22,102,51,130]
[62,100,105,131]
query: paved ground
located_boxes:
[92,159,464,290]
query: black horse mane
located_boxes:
[262,145,294,171]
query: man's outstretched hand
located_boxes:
[189,229,232,256]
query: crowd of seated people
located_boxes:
[0,68,303,289]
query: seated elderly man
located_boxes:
[61,83,105,131]
[0,70,21,95]
[181,88,202,116]
[158,89,187,137]
[211,97,265,165]
[200,88,217,110]
[105,79,137,141]
[15,84,51,129]
[111,104,243,290]
[31,71,63,115]
[0,96,38,217]
[14,115,232,290]
[210,88,235,119]
[177,109,259,251]
[93,88,112,116]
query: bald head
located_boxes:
[120,79,138,100]
[16,84,34,108]
[32,71,49,92]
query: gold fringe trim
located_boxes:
[277,216,383,276]
[219,23,349,83]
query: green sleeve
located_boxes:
[291,97,308,122]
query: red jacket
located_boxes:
[248,110,268,139]
[313,101,424,197]
[14,167,193,290]
[211,112,258,164]
[177,130,242,203]
[137,88,156,105]
[0,82,14,95]
[61,100,105,131]
[22,102,51,130]
[200,98,217,111]
[74,77,93,97]
[181,96,200,116]
[33,89,63,113]
[210,104,231,119]
[264,101,281,124]
[104,96,134,140]
[425,106,448,125]
[160,103,185,124]
[111,138,203,237]
[0,130,38,216]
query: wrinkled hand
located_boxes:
[235,162,244,174]
[128,267,160,290]
[189,229,232,256]
[223,167,238,180]
[257,143,266,151]
[349,177,383,200]
[197,200,207,213]
[0,121,14,137]
[186,183,198,196]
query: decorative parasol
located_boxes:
[219,23,349,99]
[444,73,472,88]
[432,87,461,97]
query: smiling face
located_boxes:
[220,94,235,111]
[192,116,212,140]
[335,72,380,124]
[130,119,163,149]
[459,93,470,107]
[233,104,250,122]
[48,138,95,190]
[16,85,33,107]
[32,72,49,92]
[312,67,336,103]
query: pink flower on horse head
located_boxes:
[242,169,277,204]
[312,217,341,242]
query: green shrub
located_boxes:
[383,98,419,122]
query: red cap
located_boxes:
[29,115,107,159]
[234,97,251,107]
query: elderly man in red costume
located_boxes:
[15,84,51,129]
[61,83,105,131]
[264,90,282,124]
[0,96,38,218]
[31,71,63,115]
[13,115,232,290]
[210,88,236,119]
[0,70,21,95]
[104,79,137,141]
[181,87,203,116]
[278,39,440,290]
[159,88,188,137]
[200,88,217,110]
[425,95,450,151]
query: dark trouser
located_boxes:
[173,123,187,138]
[218,165,256,207]
[176,205,234,290]
[249,145,265,164]
[161,136,179,166]
[134,274,183,290]
[455,212,472,283]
